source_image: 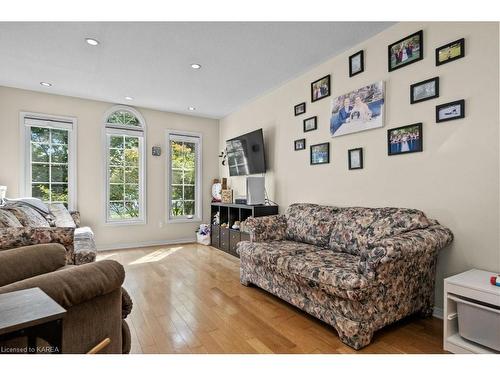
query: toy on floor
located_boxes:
[490,275,500,286]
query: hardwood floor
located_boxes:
[97,243,445,354]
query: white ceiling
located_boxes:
[0,22,394,119]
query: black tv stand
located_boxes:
[210,202,278,257]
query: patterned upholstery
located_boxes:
[0,210,23,228]
[284,203,342,247]
[328,207,431,256]
[238,203,453,350]
[0,204,96,265]
[50,203,76,228]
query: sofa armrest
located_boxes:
[69,211,81,228]
[359,224,453,275]
[0,260,125,309]
[0,244,67,287]
[243,214,287,242]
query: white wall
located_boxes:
[219,22,500,309]
[0,86,220,249]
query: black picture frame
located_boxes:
[387,123,423,156]
[410,77,439,104]
[348,148,364,170]
[294,102,306,116]
[388,30,424,72]
[303,116,317,132]
[436,38,465,66]
[436,99,465,123]
[310,142,330,165]
[311,75,331,102]
[349,50,364,77]
[294,138,306,151]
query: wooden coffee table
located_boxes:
[0,287,66,354]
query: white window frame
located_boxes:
[19,111,78,211]
[165,130,203,223]
[103,106,146,225]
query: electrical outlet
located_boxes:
[158,221,164,228]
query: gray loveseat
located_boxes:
[237,203,453,350]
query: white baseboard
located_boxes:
[433,306,443,319]
[97,237,196,251]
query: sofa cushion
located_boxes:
[49,203,76,228]
[5,205,50,228]
[238,240,320,266]
[284,203,341,247]
[0,209,23,228]
[329,207,431,255]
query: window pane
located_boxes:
[125,137,139,149]
[110,167,124,183]
[107,111,140,127]
[124,148,139,166]
[183,143,196,170]
[184,169,195,185]
[110,184,124,200]
[124,201,140,218]
[110,135,124,149]
[51,184,68,203]
[109,202,125,219]
[109,149,124,165]
[51,165,68,183]
[31,127,49,143]
[32,143,50,162]
[32,164,49,182]
[124,184,139,200]
[172,186,183,200]
[184,185,195,201]
[171,141,184,168]
[51,129,68,144]
[171,201,183,217]
[51,144,68,163]
[184,201,195,216]
[124,167,139,183]
[32,184,50,201]
[172,169,183,184]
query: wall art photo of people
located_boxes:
[330,81,384,137]
[310,142,330,165]
[311,75,330,102]
[436,38,465,66]
[436,99,465,123]
[388,30,423,71]
[388,123,423,155]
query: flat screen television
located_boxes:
[226,129,266,176]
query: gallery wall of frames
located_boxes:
[294,30,466,170]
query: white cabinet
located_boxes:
[444,269,500,353]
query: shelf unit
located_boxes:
[443,269,500,353]
[210,202,278,257]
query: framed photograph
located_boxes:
[410,77,439,104]
[388,123,423,156]
[330,81,385,137]
[436,99,465,123]
[294,138,306,151]
[303,116,317,132]
[311,75,331,102]
[349,50,364,77]
[388,30,423,72]
[310,142,330,165]
[294,102,306,116]
[348,148,363,170]
[436,38,465,66]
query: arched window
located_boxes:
[103,106,146,224]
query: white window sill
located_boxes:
[166,217,202,224]
[104,219,146,226]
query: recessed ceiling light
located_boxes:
[188,106,196,111]
[190,63,202,70]
[85,38,100,46]
[40,82,52,87]
[125,96,134,101]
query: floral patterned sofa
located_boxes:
[237,203,453,350]
[0,202,96,265]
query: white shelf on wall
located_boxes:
[443,269,500,354]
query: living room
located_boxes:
[0,1,499,373]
